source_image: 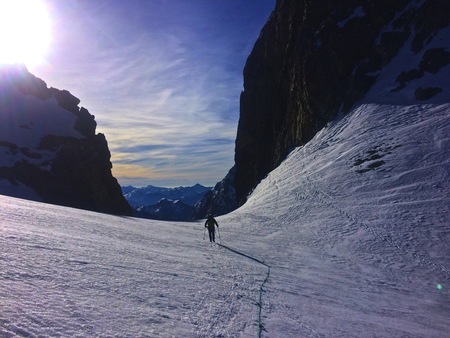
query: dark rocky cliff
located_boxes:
[235,0,450,205]
[0,65,132,215]
[192,166,236,220]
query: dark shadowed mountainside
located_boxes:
[0,65,132,215]
[192,166,237,220]
[234,0,449,205]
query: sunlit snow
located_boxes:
[1,99,449,337]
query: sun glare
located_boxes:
[0,0,51,67]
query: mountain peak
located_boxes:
[0,66,131,215]
[122,183,211,213]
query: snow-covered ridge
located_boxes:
[0,65,131,214]
[122,183,211,207]
[122,184,213,221]
[1,100,448,337]
[234,0,450,206]
[0,85,82,150]
[0,67,83,167]
[222,102,450,336]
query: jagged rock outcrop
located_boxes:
[0,65,132,215]
[235,0,450,205]
[192,166,237,219]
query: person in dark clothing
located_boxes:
[204,214,219,242]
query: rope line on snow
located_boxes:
[217,244,271,338]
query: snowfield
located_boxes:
[0,197,266,337]
[1,100,449,337]
[225,103,450,337]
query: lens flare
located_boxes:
[0,0,51,66]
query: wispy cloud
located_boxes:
[31,0,274,187]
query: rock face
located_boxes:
[0,65,132,215]
[235,0,450,205]
[192,166,237,220]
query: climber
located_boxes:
[204,214,219,242]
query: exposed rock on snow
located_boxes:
[0,0,449,336]
[192,166,237,220]
[0,100,448,337]
[0,65,131,215]
[234,0,450,206]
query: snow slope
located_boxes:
[1,99,449,337]
[0,196,265,337]
[223,102,450,337]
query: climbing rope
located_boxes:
[218,243,271,337]
[257,264,271,337]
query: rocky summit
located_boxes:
[0,65,131,215]
[234,0,450,206]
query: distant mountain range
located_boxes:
[122,184,212,221]
[122,184,211,207]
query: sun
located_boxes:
[0,0,51,67]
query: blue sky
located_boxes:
[28,0,275,188]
